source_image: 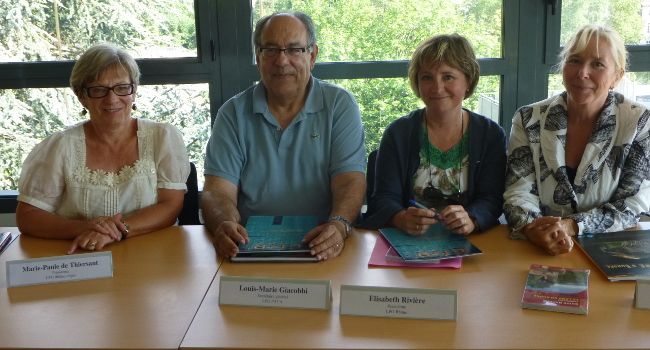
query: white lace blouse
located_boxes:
[18,118,190,220]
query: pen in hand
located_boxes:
[408,200,441,220]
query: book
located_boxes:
[378,224,481,262]
[521,264,590,315]
[367,235,462,269]
[231,216,319,262]
[385,246,440,264]
[575,229,650,281]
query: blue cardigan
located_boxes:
[362,108,507,231]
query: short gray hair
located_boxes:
[70,43,140,97]
[253,11,317,51]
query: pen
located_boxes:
[408,200,442,220]
[408,199,428,210]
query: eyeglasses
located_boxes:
[84,84,135,98]
[258,46,311,58]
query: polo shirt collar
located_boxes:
[252,76,323,117]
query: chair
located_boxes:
[365,149,378,204]
[178,162,201,225]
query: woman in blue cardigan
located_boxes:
[363,34,506,235]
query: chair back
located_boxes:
[366,149,378,204]
[178,162,201,225]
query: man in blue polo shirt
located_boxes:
[201,11,366,261]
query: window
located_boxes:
[547,0,650,100]
[4,0,639,198]
[0,0,211,191]
[250,0,506,153]
[251,0,503,61]
[1,0,197,62]
[561,0,646,45]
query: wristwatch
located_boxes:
[328,215,352,239]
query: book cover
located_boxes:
[576,229,650,281]
[385,246,440,264]
[378,224,481,262]
[521,264,589,315]
[367,235,462,269]
[231,216,319,262]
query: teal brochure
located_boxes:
[379,224,482,261]
[232,216,320,262]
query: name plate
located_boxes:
[6,252,113,288]
[635,279,650,309]
[340,285,457,320]
[219,276,331,310]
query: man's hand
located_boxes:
[211,221,249,258]
[303,222,346,261]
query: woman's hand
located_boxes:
[439,205,476,235]
[390,207,439,235]
[85,214,127,241]
[522,216,577,255]
[68,230,116,254]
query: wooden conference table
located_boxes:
[1,224,649,349]
[0,225,218,350]
[182,225,650,350]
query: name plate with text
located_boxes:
[340,285,457,320]
[6,252,113,287]
[635,279,650,309]
[219,276,331,310]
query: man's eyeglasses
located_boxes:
[258,46,311,58]
[84,84,135,98]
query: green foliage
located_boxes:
[561,0,643,45]
[0,0,204,190]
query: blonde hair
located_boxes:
[408,34,480,99]
[558,25,627,75]
[70,43,140,97]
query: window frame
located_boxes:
[3,0,650,210]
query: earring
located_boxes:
[80,108,87,116]
[132,104,137,111]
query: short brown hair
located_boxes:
[70,43,140,98]
[408,34,480,99]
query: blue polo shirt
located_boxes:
[205,77,366,223]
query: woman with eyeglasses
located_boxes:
[16,43,189,253]
[363,34,507,235]
[504,25,650,255]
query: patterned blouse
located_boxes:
[18,118,189,219]
[504,91,650,237]
[412,128,469,211]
